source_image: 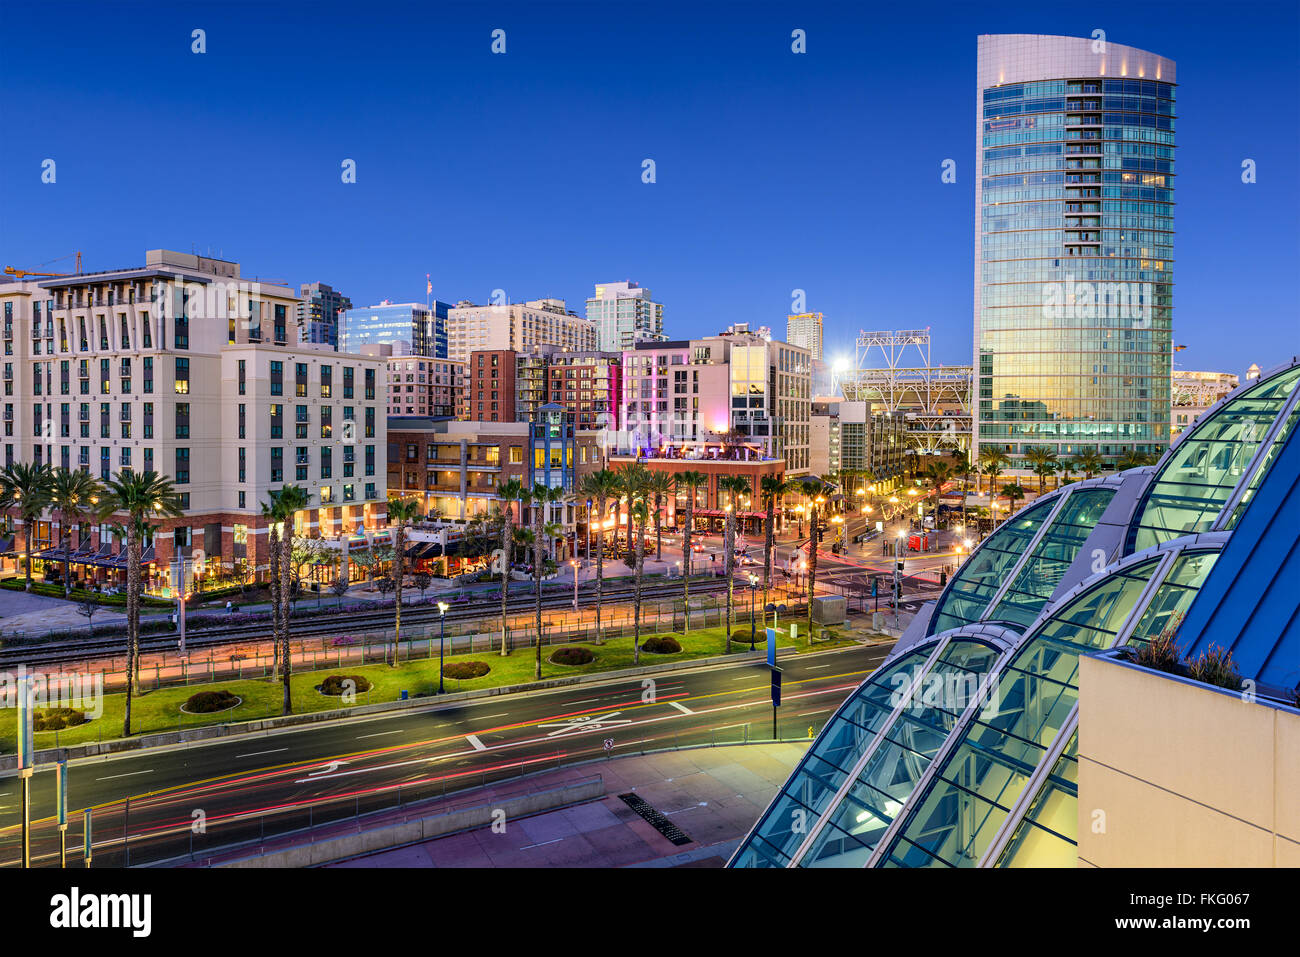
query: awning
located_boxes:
[404,541,441,561]
[0,536,14,555]
[689,509,766,520]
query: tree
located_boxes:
[1116,449,1157,471]
[1000,482,1028,515]
[644,471,674,563]
[1070,449,1105,480]
[274,484,311,714]
[1025,447,1060,495]
[978,448,1009,497]
[0,462,53,592]
[580,469,620,645]
[950,451,973,533]
[386,496,422,668]
[676,470,709,635]
[413,570,431,601]
[759,473,791,606]
[494,478,526,656]
[101,470,183,737]
[718,474,752,655]
[260,492,284,680]
[616,465,652,664]
[76,593,100,635]
[795,477,827,644]
[523,482,565,680]
[329,575,350,609]
[48,468,103,596]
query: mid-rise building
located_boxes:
[515,349,623,431]
[448,298,596,365]
[786,312,824,360]
[466,350,518,423]
[1170,369,1239,440]
[974,34,1175,471]
[810,400,840,477]
[364,344,466,419]
[296,281,352,349]
[619,323,812,474]
[586,281,665,353]
[341,300,450,357]
[1,250,387,591]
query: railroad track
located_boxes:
[0,577,737,667]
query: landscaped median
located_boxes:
[0,623,868,755]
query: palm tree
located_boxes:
[1070,449,1105,480]
[1025,447,1060,495]
[580,469,620,645]
[978,448,1009,497]
[718,475,751,654]
[260,492,284,679]
[1116,449,1157,471]
[629,495,650,665]
[676,470,708,634]
[795,476,827,644]
[948,451,973,533]
[494,478,526,655]
[274,484,311,714]
[0,462,53,591]
[47,467,102,595]
[523,482,566,680]
[645,471,674,564]
[100,470,182,736]
[387,496,422,668]
[1000,482,1028,515]
[759,473,790,606]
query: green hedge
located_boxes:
[0,578,171,607]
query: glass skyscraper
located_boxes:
[340,300,450,357]
[975,35,1175,469]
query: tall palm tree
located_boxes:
[100,470,182,737]
[48,467,102,595]
[1000,482,1028,515]
[0,462,53,591]
[629,495,650,665]
[795,477,827,644]
[978,448,1009,497]
[260,492,284,679]
[759,473,790,606]
[580,469,620,645]
[950,452,973,533]
[524,482,566,680]
[645,471,674,564]
[1116,449,1156,471]
[676,470,709,634]
[387,496,423,668]
[1025,447,1060,495]
[1070,449,1105,480]
[494,477,526,655]
[274,484,311,713]
[718,474,751,654]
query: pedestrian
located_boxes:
[226,599,233,614]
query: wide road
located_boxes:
[0,642,893,868]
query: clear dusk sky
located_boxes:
[1,0,1296,374]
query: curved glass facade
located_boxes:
[1128,363,1300,553]
[977,52,1175,468]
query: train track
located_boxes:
[0,577,737,667]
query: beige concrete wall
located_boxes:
[1078,654,1300,867]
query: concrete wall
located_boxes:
[1078,654,1300,867]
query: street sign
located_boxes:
[56,761,68,827]
[83,809,93,866]
[770,667,782,708]
[766,627,777,666]
[16,675,33,772]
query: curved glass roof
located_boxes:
[1128,363,1300,554]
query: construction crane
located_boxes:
[4,250,82,279]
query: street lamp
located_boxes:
[585,498,593,561]
[748,573,759,650]
[437,601,449,693]
[831,514,844,546]
[570,558,579,610]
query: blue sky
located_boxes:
[1,0,1296,373]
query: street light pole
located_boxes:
[748,574,758,650]
[437,601,448,694]
[571,559,579,610]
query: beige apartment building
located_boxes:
[362,344,467,418]
[447,298,597,365]
[0,250,387,591]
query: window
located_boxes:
[343,366,354,399]
[270,403,283,439]
[238,447,246,483]
[270,361,283,395]
[270,447,283,483]
[364,368,376,400]
[174,357,189,395]
[175,448,190,484]
[295,362,308,397]
[238,359,246,395]
[364,406,375,438]
[321,365,332,398]
[175,402,190,439]
[320,405,332,438]
[321,446,332,478]
[364,444,375,476]
[142,356,153,393]
[274,304,287,344]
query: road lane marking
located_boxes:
[235,748,288,758]
[667,700,694,715]
[466,734,487,751]
[356,730,404,740]
[96,769,154,781]
[805,664,831,670]
[520,838,564,850]
[478,713,509,719]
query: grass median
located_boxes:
[0,622,869,754]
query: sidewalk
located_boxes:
[324,742,808,868]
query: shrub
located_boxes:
[642,636,682,655]
[550,646,595,666]
[183,690,241,713]
[442,661,490,679]
[319,674,374,696]
[1186,645,1241,691]
[34,708,89,732]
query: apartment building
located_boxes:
[466,350,518,423]
[585,281,665,353]
[619,323,811,474]
[341,300,450,357]
[363,344,466,418]
[515,349,623,431]
[296,281,351,349]
[1,250,387,590]
[447,298,597,365]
